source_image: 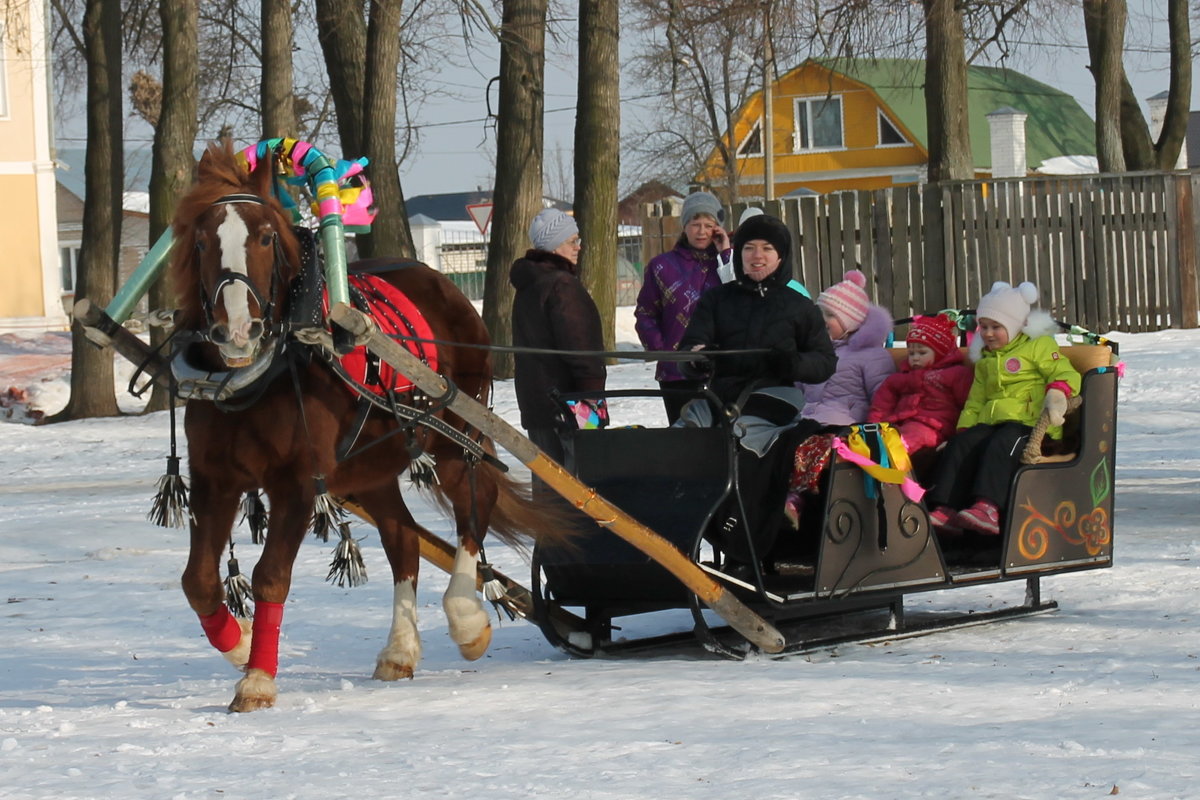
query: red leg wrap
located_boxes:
[246,601,284,677]
[198,605,243,653]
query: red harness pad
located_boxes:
[326,274,438,396]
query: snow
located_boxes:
[1,310,1197,800]
[1036,155,1100,176]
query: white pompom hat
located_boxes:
[976,280,1039,340]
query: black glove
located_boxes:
[680,353,713,380]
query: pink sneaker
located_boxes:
[928,505,959,532]
[784,492,804,530]
[954,499,1001,535]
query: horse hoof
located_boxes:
[228,668,276,712]
[221,618,254,671]
[455,623,492,662]
[373,660,415,681]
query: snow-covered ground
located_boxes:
[1,312,1197,800]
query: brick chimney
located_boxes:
[987,107,1028,179]
[1146,90,1187,169]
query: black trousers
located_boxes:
[718,419,822,566]
[926,422,1032,512]
[659,379,705,425]
[526,426,564,502]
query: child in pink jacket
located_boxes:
[867,313,973,458]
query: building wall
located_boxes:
[0,1,65,332]
[700,66,929,198]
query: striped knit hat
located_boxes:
[529,208,578,252]
[817,270,870,331]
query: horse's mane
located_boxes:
[172,141,301,330]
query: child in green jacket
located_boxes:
[926,281,1081,535]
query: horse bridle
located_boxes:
[198,192,287,344]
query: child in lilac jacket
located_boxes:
[800,270,896,426]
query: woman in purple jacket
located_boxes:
[634,191,730,423]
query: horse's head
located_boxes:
[172,142,301,368]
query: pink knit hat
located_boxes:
[907,313,958,359]
[817,270,870,331]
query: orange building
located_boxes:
[696,58,1096,198]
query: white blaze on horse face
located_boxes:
[215,208,257,352]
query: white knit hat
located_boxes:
[529,208,578,252]
[976,280,1039,340]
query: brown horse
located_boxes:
[172,142,561,712]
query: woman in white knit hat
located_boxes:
[510,208,605,490]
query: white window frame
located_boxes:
[877,109,909,148]
[60,245,80,294]
[737,117,763,158]
[792,95,844,153]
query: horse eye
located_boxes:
[260,233,273,248]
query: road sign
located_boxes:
[466,203,494,236]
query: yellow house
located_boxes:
[0,2,64,332]
[698,58,1096,197]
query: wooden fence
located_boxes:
[641,171,1200,333]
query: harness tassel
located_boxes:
[223,546,254,619]
[326,522,368,588]
[148,454,191,529]
[148,389,191,528]
[310,475,346,542]
[479,562,517,622]
[240,490,269,544]
[406,433,438,488]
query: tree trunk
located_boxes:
[1152,0,1191,170]
[356,0,413,259]
[574,0,619,351]
[314,0,367,157]
[1118,75,1154,171]
[52,0,123,422]
[144,0,199,414]
[923,0,972,182]
[1083,0,1127,172]
[261,0,296,139]
[483,0,547,379]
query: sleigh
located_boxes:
[527,339,1119,658]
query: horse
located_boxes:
[171,141,566,712]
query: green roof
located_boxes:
[811,58,1097,168]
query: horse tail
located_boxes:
[422,452,579,552]
[484,462,579,550]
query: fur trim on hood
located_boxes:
[969,308,1058,361]
[837,303,893,351]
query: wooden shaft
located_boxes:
[330,302,786,653]
[73,298,173,386]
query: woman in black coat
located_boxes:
[510,208,606,475]
[679,213,836,569]
[679,213,835,405]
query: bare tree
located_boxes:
[924,0,973,181]
[574,0,619,350]
[625,0,769,200]
[483,0,548,378]
[1085,0,1191,172]
[1083,0,1127,171]
[51,0,123,421]
[138,0,199,413]
[261,0,296,138]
